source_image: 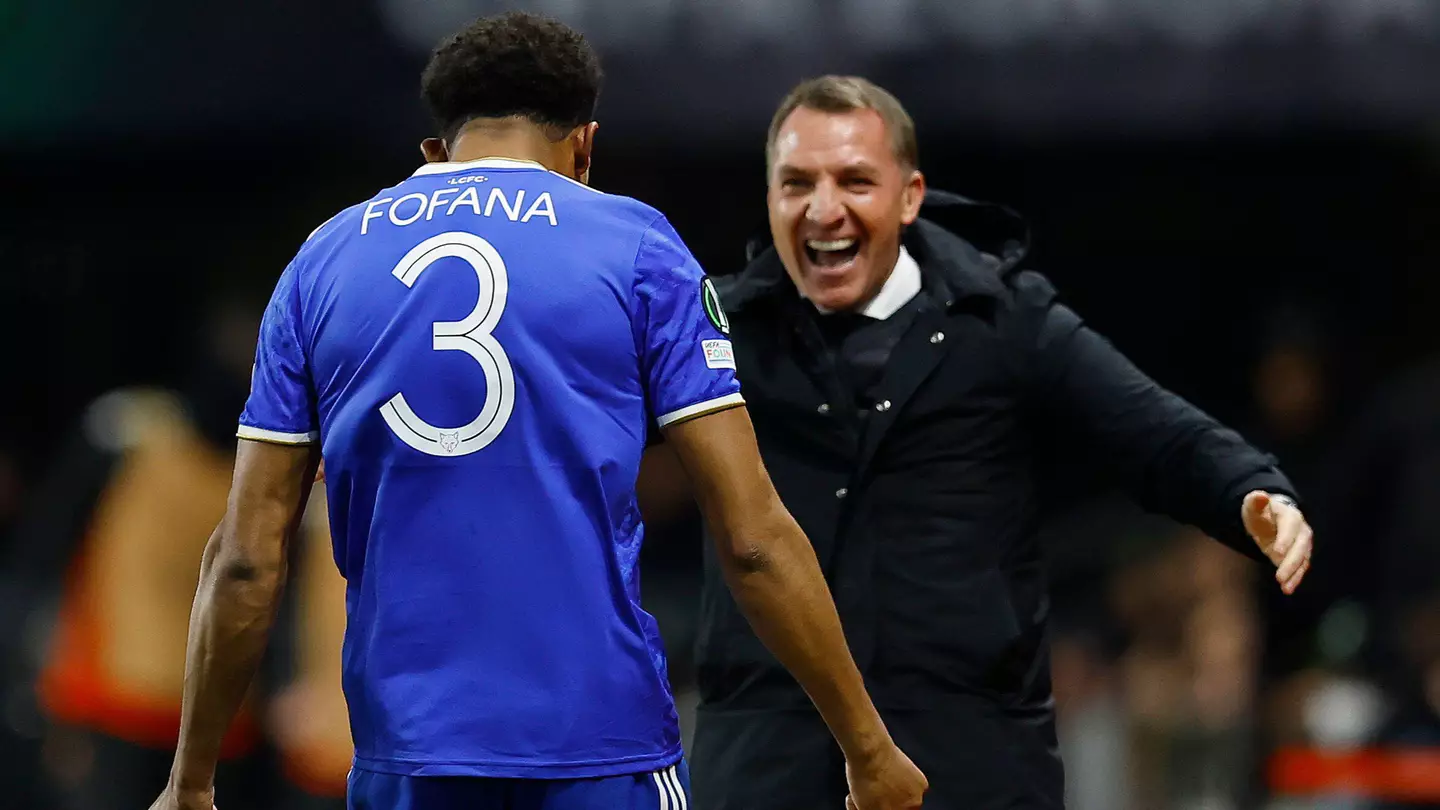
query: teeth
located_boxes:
[806,238,856,252]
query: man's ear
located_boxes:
[573,121,599,184]
[420,138,448,164]
[900,169,926,226]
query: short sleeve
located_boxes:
[633,215,744,428]
[237,260,320,444]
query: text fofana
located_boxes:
[361,187,557,234]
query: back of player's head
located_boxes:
[421,12,603,143]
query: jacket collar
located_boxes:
[727,189,1030,314]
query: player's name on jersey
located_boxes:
[361,186,558,235]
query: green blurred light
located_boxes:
[0,0,122,141]
[1318,600,1368,666]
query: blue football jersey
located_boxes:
[238,157,742,779]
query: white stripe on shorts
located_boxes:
[665,765,688,810]
[652,769,672,810]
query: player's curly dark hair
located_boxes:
[421,12,603,143]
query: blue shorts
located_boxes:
[347,761,691,810]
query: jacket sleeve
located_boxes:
[1017,271,1298,560]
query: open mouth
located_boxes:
[804,238,861,271]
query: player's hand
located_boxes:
[147,785,216,810]
[1242,490,1313,595]
[844,742,927,809]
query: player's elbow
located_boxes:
[210,553,287,614]
[206,529,287,603]
[712,500,793,576]
[719,539,773,576]
[216,556,284,588]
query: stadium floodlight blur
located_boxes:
[377,0,1440,52]
[5,0,1440,149]
[370,0,1440,136]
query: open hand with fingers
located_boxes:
[1241,490,1313,594]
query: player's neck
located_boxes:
[446,126,568,175]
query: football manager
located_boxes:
[641,75,1315,810]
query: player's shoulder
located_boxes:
[587,195,689,255]
[568,185,667,229]
[299,197,378,248]
[562,188,691,261]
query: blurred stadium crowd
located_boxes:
[4,2,1440,808]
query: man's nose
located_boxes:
[806,181,845,227]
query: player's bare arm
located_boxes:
[662,405,927,810]
[150,439,321,810]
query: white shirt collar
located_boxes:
[809,246,922,320]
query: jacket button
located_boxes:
[817,403,830,415]
[930,331,945,343]
[875,400,891,412]
[835,487,848,499]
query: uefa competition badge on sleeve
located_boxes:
[702,277,730,335]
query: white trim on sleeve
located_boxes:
[236,425,320,445]
[656,393,745,428]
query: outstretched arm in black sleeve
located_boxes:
[1021,272,1313,594]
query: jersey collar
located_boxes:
[411,157,547,176]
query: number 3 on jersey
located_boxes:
[380,232,515,456]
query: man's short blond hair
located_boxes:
[766,75,919,172]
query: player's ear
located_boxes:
[572,122,598,185]
[420,138,448,164]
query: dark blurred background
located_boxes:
[4,1,1440,808]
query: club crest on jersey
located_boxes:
[701,277,730,335]
[439,432,460,453]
